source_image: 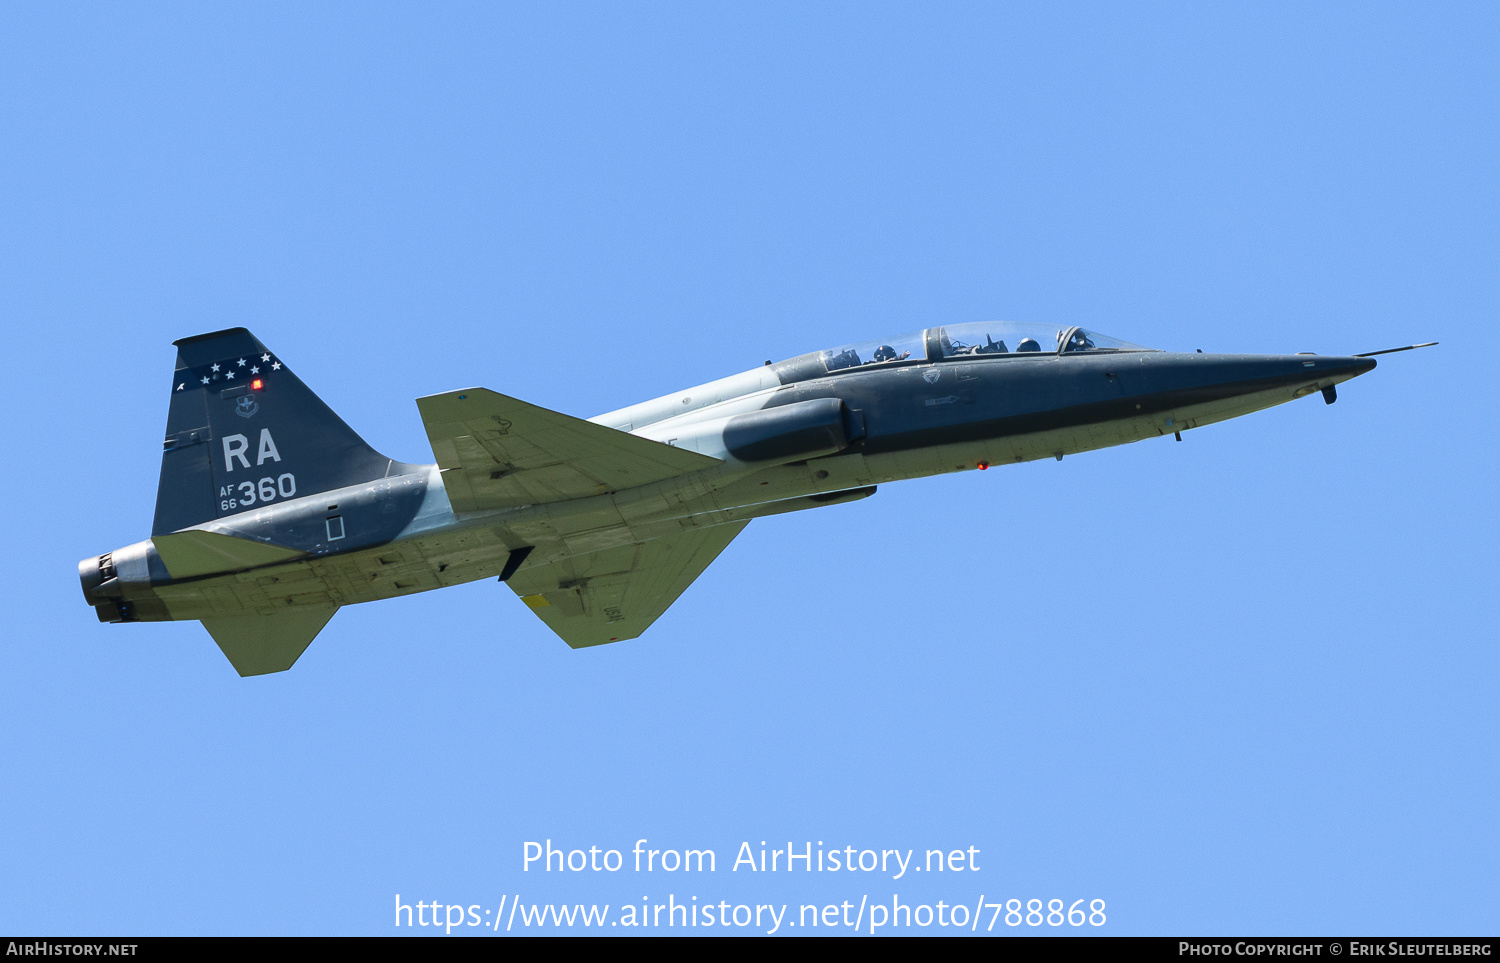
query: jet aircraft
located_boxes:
[79,323,1429,675]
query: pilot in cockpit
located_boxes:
[871,345,911,363]
[1060,329,1096,352]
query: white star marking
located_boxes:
[210,363,220,372]
[272,361,282,370]
[237,358,246,367]
[251,366,259,374]
[201,376,209,384]
[261,353,270,362]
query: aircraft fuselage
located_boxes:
[82,342,1373,633]
[79,322,1380,666]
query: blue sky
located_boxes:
[1,2,1495,935]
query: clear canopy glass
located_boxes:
[934,322,1151,358]
[815,322,1152,374]
[820,330,928,372]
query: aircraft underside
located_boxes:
[82,323,1390,675]
[139,379,1306,624]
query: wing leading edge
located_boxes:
[417,388,720,512]
[506,521,749,648]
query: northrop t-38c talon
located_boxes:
[79,323,1432,676]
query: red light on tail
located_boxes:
[252,379,263,390]
[977,461,989,470]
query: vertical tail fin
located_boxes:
[153,328,397,535]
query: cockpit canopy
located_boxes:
[819,322,1152,373]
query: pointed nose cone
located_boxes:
[1327,355,1378,378]
[1132,352,1381,415]
[1307,355,1377,390]
[1253,354,1376,390]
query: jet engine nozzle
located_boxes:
[78,554,114,605]
[79,553,137,622]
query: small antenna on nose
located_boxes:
[1354,342,1438,358]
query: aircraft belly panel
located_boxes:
[152,543,455,617]
[1162,385,1307,432]
[155,565,335,620]
[412,526,518,588]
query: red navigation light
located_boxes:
[977,460,989,470]
[252,379,263,390]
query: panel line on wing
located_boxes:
[417,388,721,513]
[506,521,749,648]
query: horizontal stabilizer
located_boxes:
[418,388,720,512]
[152,530,305,579]
[507,521,748,648]
[202,604,338,676]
